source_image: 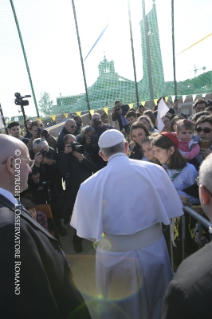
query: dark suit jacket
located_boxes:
[162,242,212,319]
[58,127,77,153]
[0,195,91,319]
[129,144,144,160]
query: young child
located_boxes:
[141,135,160,164]
[176,119,202,169]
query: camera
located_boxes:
[36,127,48,138]
[39,148,55,160]
[93,118,101,127]
[114,105,120,112]
[70,142,84,154]
[14,92,31,107]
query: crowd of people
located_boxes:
[1,97,212,318]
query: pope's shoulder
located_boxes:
[80,157,166,187]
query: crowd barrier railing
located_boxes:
[169,206,212,270]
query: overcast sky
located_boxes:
[0,0,211,118]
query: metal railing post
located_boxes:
[181,215,186,260]
[169,224,174,270]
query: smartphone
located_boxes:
[200,140,211,149]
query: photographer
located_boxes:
[58,119,77,152]
[90,113,114,137]
[112,100,130,131]
[76,125,99,164]
[28,138,66,236]
[58,134,96,252]
[89,113,114,169]
[73,114,83,135]
[27,120,57,151]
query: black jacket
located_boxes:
[162,241,212,319]
[129,144,144,160]
[28,151,63,205]
[76,134,104,170]
[58,152,96,196]
[58,127,77,153]
[112,104,130,130]
[0,195,91,319]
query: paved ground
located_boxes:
[59,222,100,319]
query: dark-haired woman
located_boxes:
[129,122,150,160]
[152,132,198,205]
[152,132,199,267]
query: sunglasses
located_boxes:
[196,127,212,133]
[71,125,77,128]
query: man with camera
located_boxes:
[0,134,91,319]
[90,113,114,137]
[90,113,114,169]
[7,121,29,145]
[73,114,83,135]
[58,134,96,252]
[76,125,100,166]
[27,120,57,151]
[58,119,78,152]
[112,100,130,132]
[28,138,66,236]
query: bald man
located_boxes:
[58,119,77,152]
[162,153,212,319]
[0,135,91,319]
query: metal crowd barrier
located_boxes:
[169,206,212,270]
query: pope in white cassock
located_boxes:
[71,129,184,319]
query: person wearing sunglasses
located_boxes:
[0,134,91,319]
[58,119,77,152]
[195,115,212,159]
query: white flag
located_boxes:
[171,95,175,103]
[157,99,169,133]
[182,95,186,103]
[158,99,169,118]
[157,114,165,132]
[202,93,206,98]
[192,94,196,102]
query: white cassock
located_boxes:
[71,153,183,319]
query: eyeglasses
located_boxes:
[70,125,77,128]
[1,157,34,168]
[195,127,212,133]
[196,176,212,197]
